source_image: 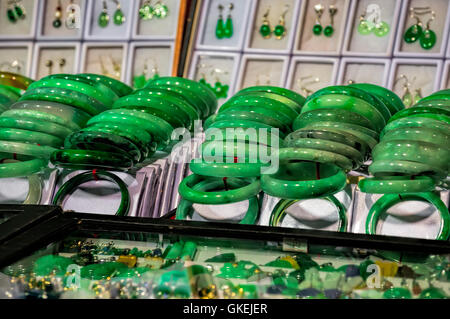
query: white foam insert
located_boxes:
[192,200,250,223]
[286,57,338,95]
[38,0,86,39]
[337,58,390,86]
[351,189,450,240]
[294,0,351,54]
[259,188,354,232]
[245,0,301,52]
[133,0,181,39]
[85,0,135,40]
[81,43,127,82]
[32,44,79,79]
[196,0,252,50]
[0,0,38,39]
[343,0,400,56]
[388,59,442,102]
[441,60,450,89]
[236,54,289,90]
[0,43,32,77]
[395,0,450,56]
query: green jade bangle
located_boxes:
[220,103,293,127]
[236,86,305,113]
[50,149,133,170]
[349,83,404,114]
[388,107,450,124]
[0,116,72,140]
[1,159,42,204]
[0,158,47,178]
[0,71,33,90]
[205,127,284,148]
[414,99,450,109]
[381,117,450,138]
[190,161,270,178]
[207,120,287,140]
[200,139,272,162]
[178,174,261,205]
[0,128,63,148]
[11,100,91,128]
[0,84,21,100]
[366,192,450,240]
[0,140,56,159]
[380,127,450,148]
[1,109,81,132]
[299,121,379,142]
[261,161,347,199]
[19,86,108,116]
[53,170,130,216]
[78,73,133,97]
[419,93,450,103]
[388,112,450,126]
[359,176,436,194]
[176,177,259,225]
[269,195,347,232]
[369,160,447,179]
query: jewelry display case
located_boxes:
[0,0,40,40]
[337,58,391,87]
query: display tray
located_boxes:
[0,207,449,299]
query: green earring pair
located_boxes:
[139,0,169,20]
[397,75,422,107]
[216,3,234,39]
[133,59,160,89]
[313,4,337,37]
[357,4,389,37]
[6,0,26,23]
[98,0,125,28]
[197,64,229,99]
[259,5,289,40]
[403,7,436,50]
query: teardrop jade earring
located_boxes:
[98,0,110,28]
[414,88,423,105]
[133,60,148,89]
[313,4,324,35]
[420,11,437,50]
[397,75,412,107]
[53,0,63,28]
[358,9,373,35]
[259,7,272,39]
[113,0,126,26]
[216,4,225,39]
[211,68,229,99]
[403,7,426,43]
[324,5,337,37]
[224,3,234,38]
[274,5,289,40]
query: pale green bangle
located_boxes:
[1,109,81,132]
[0,116,73,140]
[0,140,57,159]
[0,158,47,178]
[0,128,63,148]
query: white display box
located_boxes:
[447,28,450,58]
[188,50,241,102]
[84,0,136,40]
[351,189,450,240]
[126,41,175,87]
[37,0,87,40]
[195,0,253,51]
[0,42,33,77]
[31,42,81,79]
[342,0,402,57]
[0,0,39,40]
[293,0,351,56]
[80,42,128,82]
[388,58,443,101]
[132,0,182,40]
[286,56,339,96]
[393,0,450,58]
[337,57,391,87]
[236,54,290,90]
[441,59,450,89]
[243,0,302,54]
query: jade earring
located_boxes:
[274,5,289,40]
[112,0,126,25]
[312,4,324,35]
[324,5,337,37]
[111,57,122,79]
[259,7,272,39]
[58,58,66,73]
[98,0,110,28]
[397,75,413,107]
[420,12,437,50]
[404,7,429,43]
[66,0,78,29]
[153,0,169,18]
[224,3,234,38]
[53,0,63,28]
[6,0,26,23]
[139,0,154,20]
[216,4,225,39]
[45,60,53,75]
[414,88,423,105]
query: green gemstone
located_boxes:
[374,21,389,37]
[139,4,154,20]
[216,18,225,39]
[357,20,373,35]
[7,9,16,23]
[224,17,233,38]
[14,5,24,19]
[260,23,271,38]
[53,19,62,28]
[113,9,125,25]
[98,11,109,28]
[404,24,422,43]
[419,29,437,50]
[312,24,322,35]
[274,25,286,38]
[324,25,334,37]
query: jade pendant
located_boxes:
[419,29,436,50]
[274,25,286,39]
[357,20,373,35]
[260,23,271,38]
[374,21,389,37]
[113,8,126,25]
[403,92,412,107]
[313,24,322,35]
[404,24,422,43]
[224,16,233,38]
[324,25,334,37]
[98,11,109,28]
[216,18,225,39]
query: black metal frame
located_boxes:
[0,206,449,269]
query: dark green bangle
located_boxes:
[0,128,63,148]
[50,149,133,171]
[269,195,347,232]
[207,119,287,139]
[366,192,450,240]
[381,116,450,138]
[380,127,450,147]
[0,84,21,100]
[0,116,72,140]
[206,127,284,147]
[349,83,404,115]
[236,86,305,113]
[52,170,130,216]
[220,104,293,127]
[190,161,269,178]
[214,110,291,134]
[369,159,447,179]
[359,176,436,194]
[2,109,81,132]
[78,73,133,97]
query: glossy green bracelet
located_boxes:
[369,159,447,179]
[390,106,450,123]
[269,195,347,232]
[419,92,450,103]
[178,174,261,205]
[214,110,291,134]
[0,84,21,100]
[236,86,305,113]
[19,87,108,116]
[366,192,450,240]
[207,119,286,139]
[300,121,379,143]
[53,170,130,216]
[11,100,91,129]
[206,127,284,147]
[50,149,133,170]
[220,103,293,127]
[381,127,450,147]
[381,116,450,138]
[1,109,81,132]
[176,177,260,225]
[359,176,436,194]
[260,161,347,199]
[0,116,72,140]
[0,71,33,90]
[0,140,56,159]
[190,160,269,177]
[200,139,271,162]
[414,99,450,110]
[349,83,404,115]
[232,91,301,118]
[0,128,63,148]
[78,73,133,97]
[0,158,47,178]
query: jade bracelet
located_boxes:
[200,139,272,162]
[0,84,21,100]
[0,116,73,140]
[50,149,133,170]
[0,128,63,148]
[236,86,305,113]
[205,127,284,147]
[207,119,286,139]
[359,176,436,194]
[0,71,33,90]
[349,83,404,115]
[78,73,133,97]
[220,103,293,127]
[53,170,130,216]
[381,116,450,138]
[190,161,269,178]
[366,192,450,240]
[369,159,447,179]
[0,140,57,159]
[0,158,47,178]
[269,195,347,232]
[1,109,81,132]
[380,127,450,148]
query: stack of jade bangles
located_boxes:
[177,86,306,224]
[359,89,450,240]
[0,72,31,113]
